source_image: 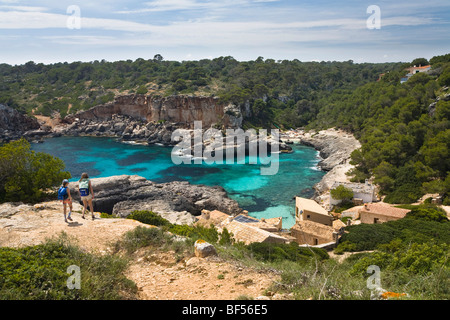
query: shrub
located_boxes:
[350,242,450,276]
[169,224,219,244]
[405,205,449,223]
[245,242,329,263]
[116,226,173,253]
[0,234,137,300]
[336,218,450,252]
[0,138,70,203]
[126,210,172,227]
[330,185,354,202]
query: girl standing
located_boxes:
[79,173,95,220]
[58,179,73,223]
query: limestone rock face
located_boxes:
[194,240,217,258]
[0,104,40,142]
[65,94,243,129]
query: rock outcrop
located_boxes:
[56,114,180,145]
[68,175,242,225]
[65,94,243,129]
[0,104,41,142]
[295,129,361,196]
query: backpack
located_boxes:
[79,179,90,197]
[57,186,68,200]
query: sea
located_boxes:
[31,136,324,229]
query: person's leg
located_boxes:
[82,199,87,218]
[88,199,94,219]
[67,202,73,221]
[63,203,68,222]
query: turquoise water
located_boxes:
[32,136,324,228]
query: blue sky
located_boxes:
[0,0,449,64]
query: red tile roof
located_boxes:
[360,203,410,219]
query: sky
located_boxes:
[0,0,449,65]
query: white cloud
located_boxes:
[116,0,279,14]
[0,5,49,12]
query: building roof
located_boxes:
[232,214,282,231]
[359,203,410,219]
[219,220,287,245]
[291,220,334,240]
[332,219,346,230]
[195,210,230,227]
[296,197,328,216]
[408,65,431,71]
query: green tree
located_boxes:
[330,185,354,201]
[410,58,430,67]
[173,79,188,91]
[406,206,449,223]
[0,138,70,202]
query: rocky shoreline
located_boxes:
[281,128,361,199]
[69,174,242,225]
[1,99,359,205]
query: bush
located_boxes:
[0,234,137,300]
[126,210,172,227]
[245,242,329,263]
[406,205,449,223]
[169,224,219,244]
[330,185,354,202]
[0,138,70,203]
[116,226,174,254]
[336,218,450,252]
[350,242,449,276]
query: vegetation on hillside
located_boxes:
[1,207,448,300]
[0,56,398,121]
[1,54,449,203]
[0,234,137,300]
[312,54,450,204]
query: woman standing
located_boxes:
[58,179,73,223]
[79,172,95,220]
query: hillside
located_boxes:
[0,201,279,300]
[0,57,399,124]
[1,54,449,205]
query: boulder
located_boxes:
[194,239,217,258]
[68,175,241,219]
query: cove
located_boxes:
[31,136,325,229]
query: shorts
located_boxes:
[81,194,93,202]
[61,199,72,205]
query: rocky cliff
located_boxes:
[0,104,41,142]
[65,94,243,129]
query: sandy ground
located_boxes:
[127,253,279,300]
[0,201,280,300]
[0,201,143,252]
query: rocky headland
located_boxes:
[68,175,242,225]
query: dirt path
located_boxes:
[127,252,278,300]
